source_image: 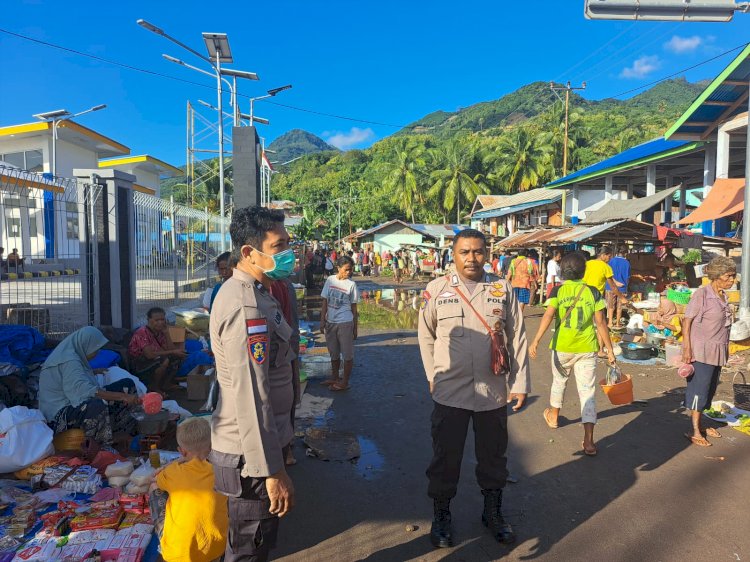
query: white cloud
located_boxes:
[664,35,703,54]
[323,127,376,150]
[620,55,661,79]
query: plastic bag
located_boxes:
[0,406,54,473]
[201,373,220,412]
[97,366,148,397]
[104,460,134,478]
[107,475,130,487]
[606,365,623,386]
[128,462,155,487]
[125,482,149,495]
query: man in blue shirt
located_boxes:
[605,245,630,328]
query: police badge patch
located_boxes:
[421,290,431,310]
[248,335,268,364]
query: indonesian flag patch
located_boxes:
[246,319,268,335]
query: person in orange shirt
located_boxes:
[150,418,229,562]
[508,252,539,311]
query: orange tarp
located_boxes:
[678,178,745,224]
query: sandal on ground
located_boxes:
[685,432,711,447]
[705,427,722,438]
[582,442,598,456]
[330,383,350,391]
[543,408,558,429]
[596,352,608,359]
[319,379,339,386]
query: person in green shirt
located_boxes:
[529,251,616,457]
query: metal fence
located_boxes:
[133,192,228,319]
[0,166,100,339]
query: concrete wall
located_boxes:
[566,189,607,220]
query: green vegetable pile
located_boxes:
[704,408,726,419]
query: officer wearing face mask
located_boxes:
[209,206,297,562]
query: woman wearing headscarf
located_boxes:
[39,326,140,446]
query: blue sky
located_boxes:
[1,1,748,166]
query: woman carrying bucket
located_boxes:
[529,252,617,456]
[681,256,736,447]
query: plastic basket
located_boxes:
[666,287,691,305]
[599,374,634,405]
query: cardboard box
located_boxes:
[187,366,213,401]
[168,326,186,350]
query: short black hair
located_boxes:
[216,251,231,267]
[598,245,613,257]
[553,249,563,258]
[230,206,285,261]
[452,229,486,246]
[560,252,587,281]
[617,245,628,255]
[337,255,355,268]
[147,307,166,319]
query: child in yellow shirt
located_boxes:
[149,417,228,562]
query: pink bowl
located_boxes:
[678,363,695,378]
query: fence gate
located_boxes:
[0,167,101,339]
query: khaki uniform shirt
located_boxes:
[418,273,531,412]
[209,268,296,478]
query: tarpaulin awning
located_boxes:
[581,185,681,224]
[677,178,745,224]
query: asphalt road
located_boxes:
[263,281,749,562]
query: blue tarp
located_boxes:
[0,325,49,368]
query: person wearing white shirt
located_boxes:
[545,250,563,299]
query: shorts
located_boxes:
[546,283,560,299]
[513,288,530,304]
[684,361,722,412]
[325,321,355,361]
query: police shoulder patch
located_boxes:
[247,335,268,365]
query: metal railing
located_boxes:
[0,166,100,339]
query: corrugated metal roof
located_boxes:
[497,220,667,248]
[411,223,466,237]
[473,197,560,220]
[545,138,701,189]
[665,44,750,140]
[476,188,564,214]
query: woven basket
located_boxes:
[666,287,691,305]
[733,372,750,411]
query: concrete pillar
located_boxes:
[571,188,580,218]
[604,175,613,201]
[646,165,656,196]
[716,129,731,180]
[74,168,137,329]
[627,180,634,200]
[704,143,717,195]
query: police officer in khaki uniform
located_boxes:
[210,206,298,562]
[418,229,530,549]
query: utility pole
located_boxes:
[550,81,586,224]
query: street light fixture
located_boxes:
[139,19,260,251]
[249,84,292,124]
[584,0,749,21]
[239,113,270,125]
[34,104,107,177]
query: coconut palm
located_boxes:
[380,139,426,223]
[488,128,551,192]
[428,139,489,224]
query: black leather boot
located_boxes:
[481,489,516,544]
[430,498,454,548]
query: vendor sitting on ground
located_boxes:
[128,307,187,395]
[149,417,228,562]
[39,326,140,447]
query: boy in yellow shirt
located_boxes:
[150,417,228,562]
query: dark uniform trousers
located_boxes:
[426,401,509,500]
[211,452,281,562]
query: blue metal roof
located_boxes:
[545,137,698,188]
[473,198,559,219]
[666,44,750,140]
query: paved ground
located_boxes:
[261,276,750,562]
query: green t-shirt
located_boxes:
[545,280,605,353]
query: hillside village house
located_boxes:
[0,119,180,261]
[340,220,466,253]
[469,188,566,237]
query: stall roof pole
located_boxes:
[741,81,750,320]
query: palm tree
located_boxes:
[428,139,489,224]
[489,129,551,192]
[380,139,426,223]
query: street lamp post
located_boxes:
[34,104,107,177]
[137,20,259,251]
[249,85,293,124]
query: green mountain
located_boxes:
[267,129,339,165]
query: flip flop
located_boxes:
[330,383,350,391]
[705,428,722,438]
[319,379,339,386]
[582,442,598,456]
[685,432,711,447]
[543,408,558,429]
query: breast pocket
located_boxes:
[437,305,464,338]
